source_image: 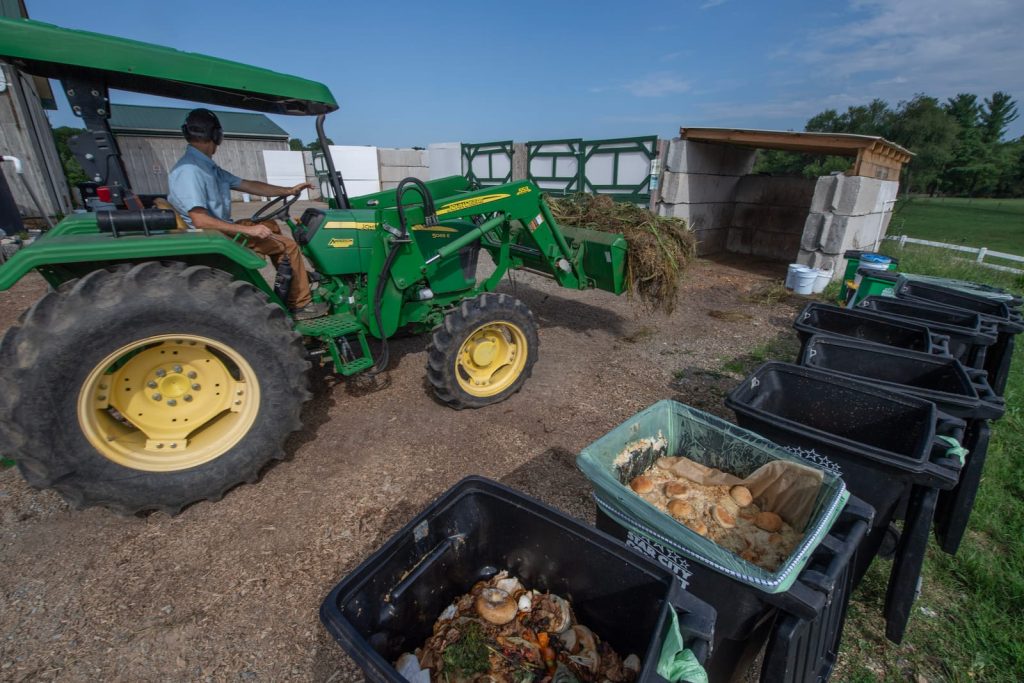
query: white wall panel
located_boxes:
[327,145,380,197]
[262,150,308,199]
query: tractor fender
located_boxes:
[0,230,276,302]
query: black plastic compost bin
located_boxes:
[577,401,872,683]
[799,335,1005,556]
[897,278,1022,320]
[898,273,1022,309]
[933,419,992,555]
[857,295,999,367]
[758,543,861,683]
[793,302,951,359]
[798,335,1004,423]
[895,278,1024,396]
[725,363,965,644]
[595,498,872,683]
[319,476,716,683]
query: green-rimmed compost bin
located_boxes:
[839,250,898,305]
[577,401,871,683]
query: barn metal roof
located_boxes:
[109,104,289,140]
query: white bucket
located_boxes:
[812,268,832,294]
[794,268,818,295]
[785,263,808,290]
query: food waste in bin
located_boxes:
[622,444,825,572]
[394,570,641,683]
[628,455,807,571]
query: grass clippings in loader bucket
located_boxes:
[547,194,696,313]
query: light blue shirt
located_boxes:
[167,145,242,229]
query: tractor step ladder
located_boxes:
[294,313,374,376]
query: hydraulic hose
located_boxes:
[367,177,438,375]
[395,177,437,228]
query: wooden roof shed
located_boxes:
[679,127,913,181]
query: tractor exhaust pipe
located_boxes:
[316,114,350,209]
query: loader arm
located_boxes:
[414,180,628,295]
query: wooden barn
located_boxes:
[109,104,290,199]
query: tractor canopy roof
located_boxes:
[0,18,338,115]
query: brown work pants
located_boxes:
[239,219,312,309]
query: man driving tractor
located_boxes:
[168,108,327,320]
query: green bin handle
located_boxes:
[936,435,968,466]
[658,607,709,683]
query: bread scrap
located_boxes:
[627,458,803,571]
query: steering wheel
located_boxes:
[249,191,301,223]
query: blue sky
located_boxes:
[30,0,1024,147]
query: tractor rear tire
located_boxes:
[427,293,539,409]
[0,262,311,515]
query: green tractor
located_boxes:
[0,18,628,514]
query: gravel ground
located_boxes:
[0,238,800,681]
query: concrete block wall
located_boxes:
[656,139,756,255]
[378,148,430,190]
[798,175,900,275]
[301,151,320,200]
[310,145,464,196]
[428,143,462,179]
[726,176,816,260]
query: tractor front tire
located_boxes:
[0,262,311,515]
[427,293,539,409]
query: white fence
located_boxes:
[886,234,1024,274]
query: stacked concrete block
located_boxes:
[659,172,741,204]
[301,151,320,200]
[427,143,462,180]
[798,175,900,276]
[726,176,816,260]
[378,148,430,190]
[656,139,756,255]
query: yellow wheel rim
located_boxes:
[455,321,528,398]
[77,335,260,472]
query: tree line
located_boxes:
[754,92,1022,197]
[288,137,332,153]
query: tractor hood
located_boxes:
[0,18,338,115]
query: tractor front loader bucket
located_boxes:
[561,225,628,295]
[512,223,628,295]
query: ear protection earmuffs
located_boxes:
[181,108,224,145]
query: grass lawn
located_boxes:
[891,197,1024,258]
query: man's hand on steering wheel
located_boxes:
[249,183,314,223]
[287,182,314,195]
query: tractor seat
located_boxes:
[151,198,189,231]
